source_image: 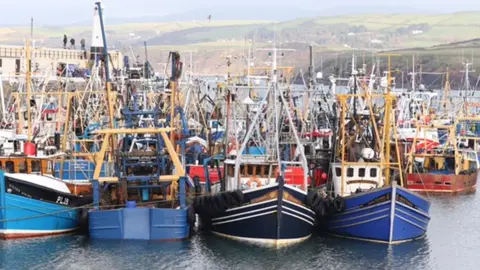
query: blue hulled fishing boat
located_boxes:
[320,86,431,243]
[325,179,430,243]
[0,171,91,239]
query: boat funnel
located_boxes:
[91,1,105,61]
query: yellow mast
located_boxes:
[383,56,392,185]
[377,53,401,185]
[339,95,347,195]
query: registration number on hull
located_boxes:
[56,196,70,206]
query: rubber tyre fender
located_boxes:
[194,196,206,215]
[202,195,216,216]
[311,195,323,212]
[231,190,244,206]
[207,195,222,216]
[306,190,317,207]
[187,205,196,225]
[214,194,228,213]
[308,192,319,210]
[333,196,346,213]
[314,199,327,217]
[324,198,335,215]
[192,196,201,210]
[221,192,235,208]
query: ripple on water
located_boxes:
[0,192,478,270]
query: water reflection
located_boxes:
[0,191,477,270]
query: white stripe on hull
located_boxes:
[212,210,277,226]
[282,211,314,226]
[212,231,311,248]
[212,205,277,221]
[0,228,77,234]
[325,232,426,245]
[225,199,277,212]
[283,199,315,215]
[212,205,316,226]
[282,205,315,223]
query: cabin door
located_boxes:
[15,59,21,73]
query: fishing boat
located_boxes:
[192,47,316,248]
[405,124,478,193]
[0,171,91,239]
[395,91,440,151]
[321,64,431,244]
[87,12,191,239]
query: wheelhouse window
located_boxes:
[227,164,234,177]
[335,167,341,177]
[247,165,254,176]
[6,161,14,172]
[18,161,27,173]
[359,168,366,177]
[347,168,354,177]
[370,168,377,177]
[260,165,266,178]
[31,160,41,172]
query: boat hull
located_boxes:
[89,208,189,241]
[208,183,315,247]
[324,184,430,244]
[0,172,86,239]
[406,171,478,193]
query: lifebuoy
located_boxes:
[246,176,262,188]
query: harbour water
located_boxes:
[0,193,477,270]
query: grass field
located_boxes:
[2,12,480,50]
[1,12,480,76]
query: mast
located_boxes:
[233,43,309,189]
[379,53,400,185]
[247,40,252,78]
[144,41,149,80]
[189,50,193,80]
[169,52,180,143]
[412,55,415,91]
[308,44,314,88]
[96,1,116,162]
[443,68,450,115]
[0,73,5,123]
[26,39,32,141]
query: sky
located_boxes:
[2,0,480,26]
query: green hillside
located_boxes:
[2,12,480,83]
[2,12,480,49]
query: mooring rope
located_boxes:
[0,203,94,223]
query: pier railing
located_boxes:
[0,45,121,64]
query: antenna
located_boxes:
[273,22,277,47]
[30,17,34,39]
